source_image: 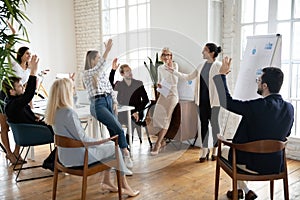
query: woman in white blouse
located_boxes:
[151,48,179,155]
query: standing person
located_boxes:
[82,39,133,169]
[45,78,139,197]
[213,57,294,200]
[169,43,222,162]
[109,59,149,142]
[150,47,179,155]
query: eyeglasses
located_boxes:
[162,53,172,57]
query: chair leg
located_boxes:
[81,175,87,200]
[214,162,220,200]
[283,176,289,200]
[138,126,142,144]
[145,127,152,148]
[232,179,238,200]
[115,169,122,200]
[52,167,59,200]
[270,180,274,200]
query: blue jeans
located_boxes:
[90,95,128,149]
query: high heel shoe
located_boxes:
[100,183,118,193]
[199,149,210,163]
[122,188,140,197]
[211,155,217,161]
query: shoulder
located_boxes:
[56,107,76,118]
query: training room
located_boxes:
[0,0,300,199]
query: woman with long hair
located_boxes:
[82,39,133,169]
[45,78,139,197]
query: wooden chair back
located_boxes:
[214,135,289,200]
[52,135,122,200]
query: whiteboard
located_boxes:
[233,34,282,100]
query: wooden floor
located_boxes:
[1,133,300,200]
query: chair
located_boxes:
[214,135,289,200]
[132,101,153,148]
[8,122,54,182]
[52,135,122,200]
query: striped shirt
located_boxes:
[82,58,117,103]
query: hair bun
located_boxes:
[217,46,222,53]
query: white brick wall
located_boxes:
[74,0,102,89]
[220,0,241,138]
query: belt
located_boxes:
[93,93,110,99]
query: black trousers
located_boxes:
[199,103,220,148]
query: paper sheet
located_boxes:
[157,79,171,97]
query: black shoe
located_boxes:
[245,190,257,200]
[42,161,54,172]
[211,155,217,161]
[226,189,244,199]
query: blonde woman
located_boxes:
[45,78,139,197]
[151,48,179,155]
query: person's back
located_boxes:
[231,93,293,174]
[214,61,294,175]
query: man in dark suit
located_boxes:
[109,59,149,143]
[3,55,55,171]
[213,57,294,200]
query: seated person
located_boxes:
[3,55,55,169]
[109,59,149,141]
[45,78,139,197]
[0,90,22,164]
[213,57,294,200]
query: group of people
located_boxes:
[0,30,294,199]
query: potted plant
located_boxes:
[143,52,163,101]
[0,0,30,110]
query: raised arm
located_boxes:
[102,39,113,60]
[109,58,120,88]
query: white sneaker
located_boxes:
[124,155,133,169]
[125,169,133,176]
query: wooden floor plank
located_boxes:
[1,134,300,200]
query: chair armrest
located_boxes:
[83,135,119,147]
[217,134,233,147]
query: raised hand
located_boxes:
[112,58,120,70]
[29,55,39,76]
[219,56,232,75]
[69,72,75,81]
[6,20,16,34]
[103,39,113,60]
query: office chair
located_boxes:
[132,101,153,148]
[8,122,54,182]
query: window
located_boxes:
[240,0,300,137]
[101,0,152,96]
